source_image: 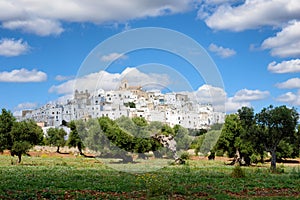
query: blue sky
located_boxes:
[0,0,300,115]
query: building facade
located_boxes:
[23,80,225,129]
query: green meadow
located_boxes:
[1,154,300,199]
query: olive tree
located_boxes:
[46,127,67,153]
[256,105,299,170]
[10,120,43,163]
[0,109,15,152]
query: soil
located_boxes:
[190,155,300,167]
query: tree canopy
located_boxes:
[10,120,43,163]
[0,108,15,152]
[46,127,67,153]
[255,105,299,170]
[214,105,299,169]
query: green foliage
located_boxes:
[67,121,85,155]
[210,123,223,131]
[231,165,245,178]
[147,121,163,133]
[46,127,67,152]
[194,130,221,155]
[124,102,136,108]
[187,128,207,136]
[214,114,243,158]
[214,105,299,169]
[10,120,43,162]
[201,130,221,155]
[1,155,300,199]
[115,116,136,134]
[0,108,15,152]
[82,118,110,153]
[276,140,295,160]
[173,125,192,151]
[256,105,299,170]
[193,135,204,155]
[11,141,31,156]
[96,117,161,160]
[179,151,190,160]
[161,124,174,136]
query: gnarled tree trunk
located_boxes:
[270,149,276,171]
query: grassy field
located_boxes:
[1,153,300,199]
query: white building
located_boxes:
[23,80,225,130]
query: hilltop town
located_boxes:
[22,80,225,130]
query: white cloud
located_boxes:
[0,68,47,82]
[2,19,63,36]
[15,102,38,110]
[208,43,236,58]
[0,0,193,36]
[194,84,226,105]
[268,59,300,73]
[0,38,30,57]
[13,102,38,116]
[49,67,170,95]
[100,53,128,62]
[276,90,300,106]
[55,75,74,81]
[192,85,264,113]
[224,89,269,113]
[204,0,300,31]
[225,97,251,113]
[197,0,243,20]
[232,89,270,102]
[262,20,300,57]
[276,77,300,89]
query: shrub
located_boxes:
[180,152,190,160]
[231,165,245,178]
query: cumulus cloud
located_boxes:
[276,77,300,89]
[0,38,30,57]
[0,0,193,36]
[192,85,268,113]
[2,19,63,36]
[49,67,170,95]
[204,0,300,31]
[55,75,74,81]
[262,20,300,58]
[225,97,251,113]
[100,53,128,62]
[268,59,300,73]
[194,84,226,105]
[225,89,269,112]
[276,90,300,106]
[13,102,38,116]
[192,84,226,112]
[232,89,270,102]
[0,68,47,82]
[198,1,300,58]
[15,102,38,110]
[208,43,236,58]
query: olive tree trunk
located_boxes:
[270,149,276,171]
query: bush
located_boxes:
[215,149,224,157]
[231,165,245,178]
[180,152,190,160]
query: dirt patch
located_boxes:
[190,156,230,162]
[190,155,300,166]
[29,151,77,158]
[225,188,300,198]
